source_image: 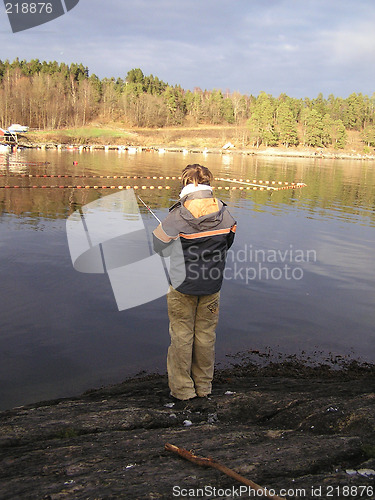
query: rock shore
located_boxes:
[1,362,375,499]
[14,139,375,162]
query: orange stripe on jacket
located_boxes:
[179,226,235,240]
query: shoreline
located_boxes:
[1,360,374,499]
[13,142,375,162]
[10,123,375,161]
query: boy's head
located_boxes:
[181,164,214,187]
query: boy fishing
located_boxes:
[153,164,237,404]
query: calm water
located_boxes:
[1,149,375,410]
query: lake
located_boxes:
[1,148,374,410]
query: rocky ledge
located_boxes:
[0,361,375,499]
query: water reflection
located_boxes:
[1,150,375,224]
[0,150,374,409]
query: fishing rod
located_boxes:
[137,195,161,224]
[137,194,171,284]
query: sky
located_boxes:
[1,0,375,98]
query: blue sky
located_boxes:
[1,0,375,98]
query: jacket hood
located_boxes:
[170,190,226,231]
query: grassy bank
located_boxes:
[26,125,138,146]
[26,124,246,149]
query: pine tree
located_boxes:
[277,102,299,147]
[342,93,366,130]
[304,109,324,147]
[163,86,186,125]
[322,113,333,146]
[331,119,347,149]
[312,92,327,116]
[222,98,235,124]
[247,92,278,147]
[126,68,144,85]
[247,110,262,148]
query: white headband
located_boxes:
[180,183,213,199]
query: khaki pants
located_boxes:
[166,286,220,400]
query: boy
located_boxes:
[153,164,236,402]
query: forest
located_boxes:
[1,58,375,150]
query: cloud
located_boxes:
[327,22,375,65]
[0,0,374,97]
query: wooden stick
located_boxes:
[165,443,286,500]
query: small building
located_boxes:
[0,128,19,145]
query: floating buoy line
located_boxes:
[0,174,306,191]
[0,174,181,180]
[0,185,171,190]
[0,184,305,191]
[0,161,50,166]
[215,177,306,190]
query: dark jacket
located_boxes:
[153,189,236,295]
